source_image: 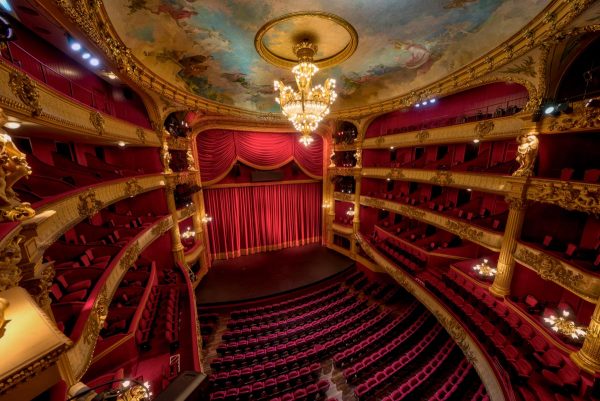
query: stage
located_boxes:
[196,244,354,305]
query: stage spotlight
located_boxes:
[544,105,556,115]
[70,42,81,51]
[585,98,600,108]
[82,52,91,59]
[557,103,572,114]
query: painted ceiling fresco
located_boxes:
[105,0,549,112]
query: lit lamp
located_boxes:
[472,258,497,278]
[181,227,195,240]
[202,215,213,224]
[274,40,337,146]
[322,201,331,209]
[346,207,355,217]
[543,310,587,341]
[66,378,152,401]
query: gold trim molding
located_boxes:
[526,179,600,215]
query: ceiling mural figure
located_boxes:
[108,0,548,112]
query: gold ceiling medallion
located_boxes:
[254,11,358,70]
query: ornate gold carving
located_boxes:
[0,123,35,221]
[89,111,105,135]
[354,149,362,168]
[167,136,190,150]
[386,168,405,181]
[515,247,584,289]
[77,189,103,217]
[151,219,171,236]
[334,191,354,202]
[548,100,600,131]
[505,197,528,212]
[513,132,539,177]
[136,128,146,144]
[187,147,197,171]
[0,235,23,291]
[473,121,494,140]
[415,130,430,143]
[527,181,600,215]
[161,141,172,174]
[119,243,141,272]
[445,220,484,242]
[375,136,385,146]
[124,178,143,198]
[0,297,8,331]
[399,204,427,220]
[363,197,386,209]
[432,311,476,363]
[430,170,455,186]
[36,263,55,308]
[8,71,42,116]
[83,286,109,345]
[329,167,354,177]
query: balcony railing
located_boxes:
[1,41,150,128]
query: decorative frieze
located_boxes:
[545,99,600,132]
[430,170,455,186]
[514,243,599,302]
[445,220,485,243]
[333,191,354,202]
[329,167,355,177]
[526,180,600,215]
[124,178,143,198]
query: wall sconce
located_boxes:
[472,258,497,278]
[181,226,195,240]
[346,207,355,217]
[543,310,587,340]
[202,215,213,223]
[322,202,331,209]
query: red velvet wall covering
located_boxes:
[203,183,322,259]
[197,130,323,184]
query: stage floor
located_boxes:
[196,244,354,305]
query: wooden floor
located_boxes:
[196,244,354,305]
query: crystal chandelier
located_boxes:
[543,310,587,340]
[274,40,337,146]
[472,259,497,278]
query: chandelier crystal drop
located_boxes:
[274,40,337,146]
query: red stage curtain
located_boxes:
[197,130,323,183]
[203,182,322,259]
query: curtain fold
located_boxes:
[204,182,322,259]
[197,130,323,183]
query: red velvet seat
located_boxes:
[534,348,565,370]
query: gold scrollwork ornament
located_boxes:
[0,234,23,291]
[89,111,105,136]
[8,71,42,116]
[77,189,103,217]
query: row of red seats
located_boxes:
[345,318,441,385]
[230,283,341,320]
[50,268,103,304]
[165,288,181,351]
[135,287,160,349]
[217,299,370,356]
[209,363,322,401]
[226,286,347,330]
[221,293,353,346]
[332,302,420,368]
[428,358,476,401]
[269,382,332,401]
[211,304,386,372]
[424,272,590,401]
[376,339,457,401]
[375,241,423,275]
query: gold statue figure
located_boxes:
[161,141,173,174]
[0,109,35,221]
[513,132,539,177]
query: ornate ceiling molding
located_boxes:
[43,0,596,122]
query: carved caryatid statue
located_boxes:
[186,146,197,171]
[354,149,362,168]
[329,150,336,168]
[513,132,539,177]
[0,109,34,221]
[160,140,173,174]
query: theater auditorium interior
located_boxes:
[0,0,599,401]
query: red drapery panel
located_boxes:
[203,182,322,259]
[197,130,323,183]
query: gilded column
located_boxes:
[351,170,362,256]
[571,299,600,373]
[165,180,185,263]
[490,196,527,297]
